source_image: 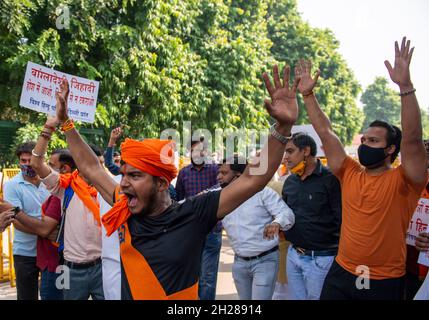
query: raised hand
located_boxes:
[55,79,70,123]
[45,115,59,129]
[384,37,414,89]
[108,126,123,147]
[110,127,123,142]
[262,65,299,126]
[295,59,320,96]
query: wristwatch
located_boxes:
[270,123,293,144]
[12,206,20,219]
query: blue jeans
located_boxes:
[232,250,279,300]
[286,246,335,300]
[198,231,222,300]
[40,269,63,300]
[63,263,105,300]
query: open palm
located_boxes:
[295,59,320,95]
[384,37,414,88]
[56,79,69,123]
[262,65,299,126]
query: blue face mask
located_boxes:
[20,164,37,178]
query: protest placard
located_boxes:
[406,194,429,246]
[19,61,99,123]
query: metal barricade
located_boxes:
[0,168,20,287]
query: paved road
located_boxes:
[215,234,239,300]
[0,280,16,300]
[0,233,239,300]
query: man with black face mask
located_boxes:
[292,37,428,300]
[3,141,51,300]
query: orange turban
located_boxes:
[120,138,177,183]
[102,138,177,236]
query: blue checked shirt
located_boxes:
[176,163,221,232]
[175,163,219,201]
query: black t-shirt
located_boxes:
[121,190,221,299]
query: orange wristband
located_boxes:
[60,119,75,132]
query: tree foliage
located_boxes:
[361,77,401,131]
[0,0,363,165]
[421,107,429,140]
[266,0,363,144]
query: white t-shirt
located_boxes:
[99,175,121,300]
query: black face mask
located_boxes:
[357,144,390,168]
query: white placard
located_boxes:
[406,197,429,246]
[19,61,99,123]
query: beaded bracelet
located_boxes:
[399,88,416,97]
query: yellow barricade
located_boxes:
[0,168,20,287]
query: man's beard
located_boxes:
[139,186,158,216]
[220,182,229,188]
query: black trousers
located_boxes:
[404,272,423,300]
[13,255,40,300]
[320,260,405,300]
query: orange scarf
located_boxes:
[59,170,100,225]
[102,139,177,236]
[103,187,129,236]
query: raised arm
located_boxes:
[105,127,122,176]
[56,80,117,206]
[175,170,186,201]
[30,116,59,179]
[295,59,347,174]
[217,65,298,218]
[384,37,427,186]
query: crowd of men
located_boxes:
[0,37,428,300]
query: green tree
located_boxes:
[361,77,401,130]
[266,0,363,144]
[421,107,429,140]
[0,0,364,161]
[189,0,275,132]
